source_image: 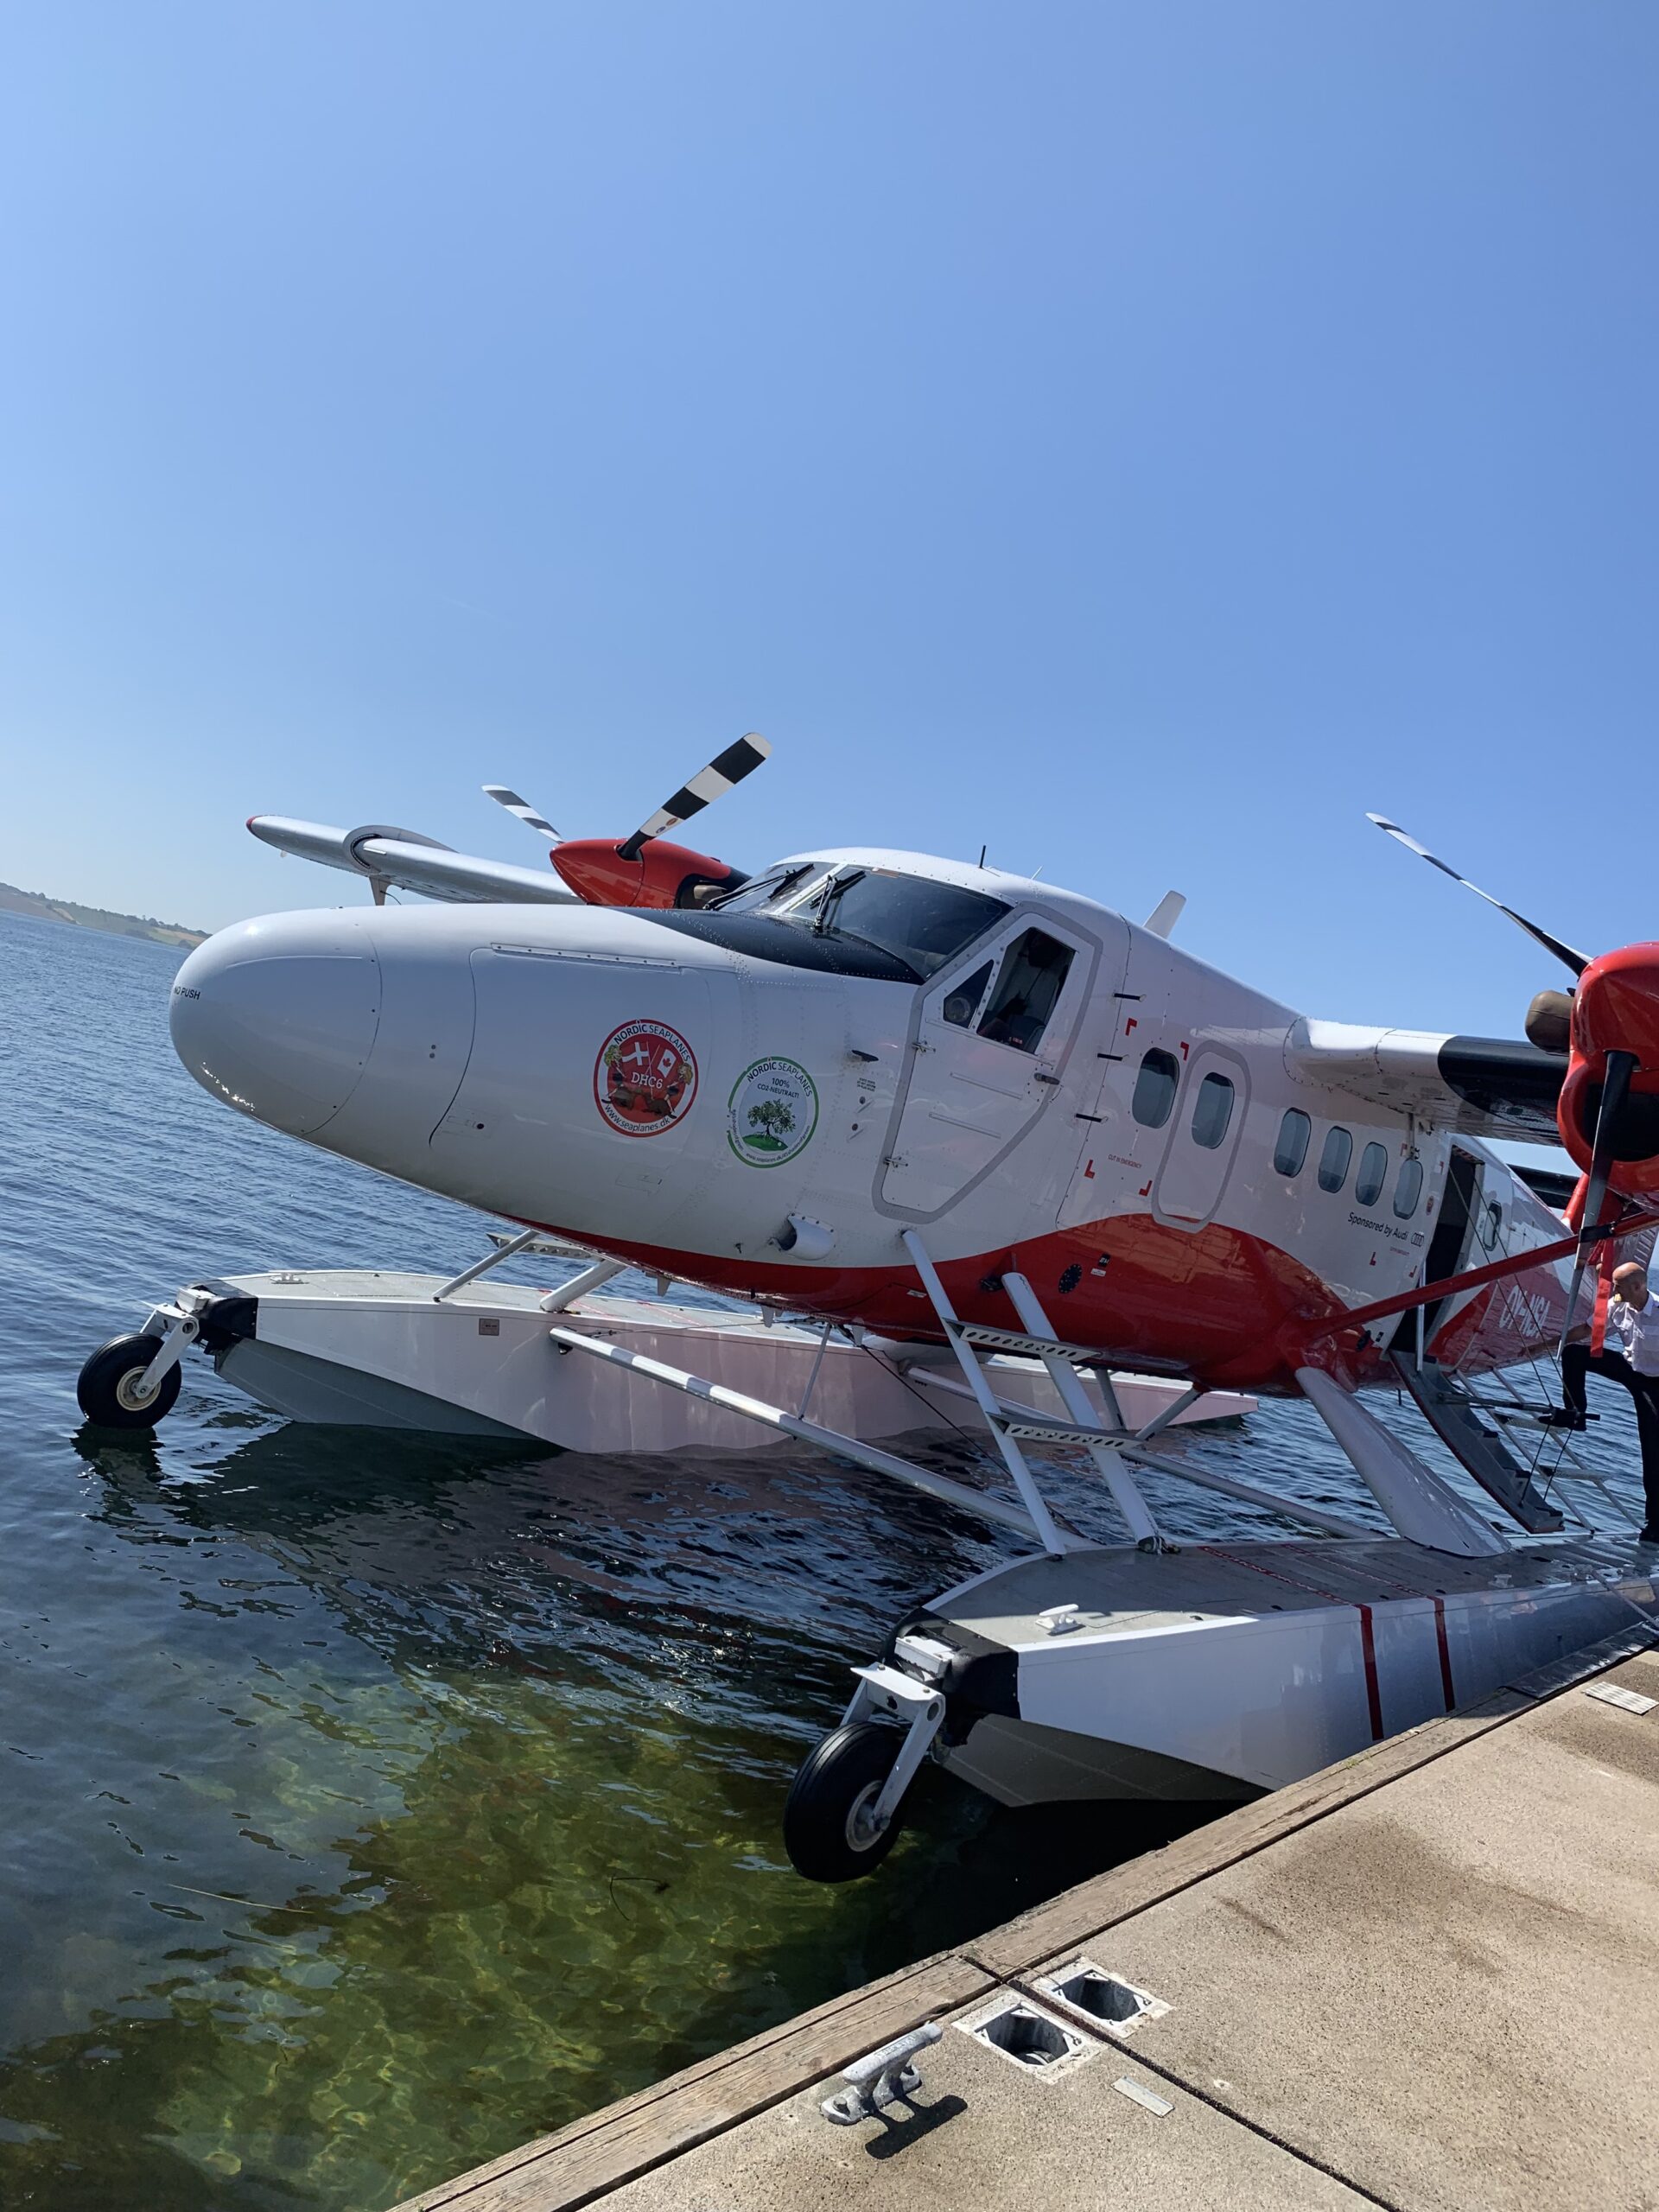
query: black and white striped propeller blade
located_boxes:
[618,733,772,862]
[483,786,561,842]
[1367,814,1589,977]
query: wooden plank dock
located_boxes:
[394,1618,1659,2212]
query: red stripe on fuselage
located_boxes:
[518,1205,1567,1397]
[522,1210,1350,1390]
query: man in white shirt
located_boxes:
[1553,1259,1659,1541]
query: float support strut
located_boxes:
[546,1325,1052,1543]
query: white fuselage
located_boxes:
[169,849,1573,1391]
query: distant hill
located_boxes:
[0,880,207,949]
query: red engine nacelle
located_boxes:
[550,836,747,911]
[1558,942,1659,1193]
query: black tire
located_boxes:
[783,1721,906,1882]
[76,1334,183,1429]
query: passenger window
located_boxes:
[1394,1157,1424,1218]
[941,961,995,1030]
[1132,1048,1180,1128]
[1355,1143,1388,1207]
[977,929,1074,1053]
[1191,1073,1235,1150]
[1479,1199,1503,1251]
[1274,1109,1311,1177]
[1318,1127,1353,1193]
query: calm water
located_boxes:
[1,908,1644,2210]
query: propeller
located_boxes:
[1366,814,1590,977]
[483,786,560,841]
[1558,1047,1638,1364]
[1367,814,1655,1355]
[618,733,772,862]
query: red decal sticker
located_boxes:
[1179,1040,1189,1060]
[1138,1179,1153,1198]
[594,1020,698,1137]
[1084,1159,1096,1179]
[1123,1017,1138,1036]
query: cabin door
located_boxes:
[1409,1147,1516,1351]
[1414,1147,1483,1340]
[880,911,1116,1218]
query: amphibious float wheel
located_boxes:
[76,1334,182,1429]
[783,1721,906,1882]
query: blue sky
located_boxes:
[1,3,1653,1042]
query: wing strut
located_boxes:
[1298,1201,1659,1350]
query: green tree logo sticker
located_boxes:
[727,1058,818,1167]
[747,1096,796,1150]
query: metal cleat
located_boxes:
[820,2022,943,2125]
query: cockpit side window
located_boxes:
[976,929,1075,1052]
[942,961,996,1029]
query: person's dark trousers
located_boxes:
[1562,1344,1659,1527]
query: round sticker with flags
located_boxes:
[594,1020,699,1137]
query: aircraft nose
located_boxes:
[170,912,383,1135]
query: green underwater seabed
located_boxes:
[1,1561,1187,2212]
[4,1667,864,2205]
[3,1383,1196,2212]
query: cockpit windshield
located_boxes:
[708,863,817,914]
[708,862,1008,979]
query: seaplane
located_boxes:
[78,735,1659,1879]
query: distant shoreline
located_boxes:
[0,880,207,949]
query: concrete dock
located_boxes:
[397,1620,1659,2212]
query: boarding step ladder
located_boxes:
[900,1230,1163,1555]
[543,1249,1367,1550]
[1389,1351,1565,1535]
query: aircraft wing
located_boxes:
[247,816,577,906]
[1285,1020,1567,1147]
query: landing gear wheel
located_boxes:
[76,1335,182,1429]
[783,1721,906,1882]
